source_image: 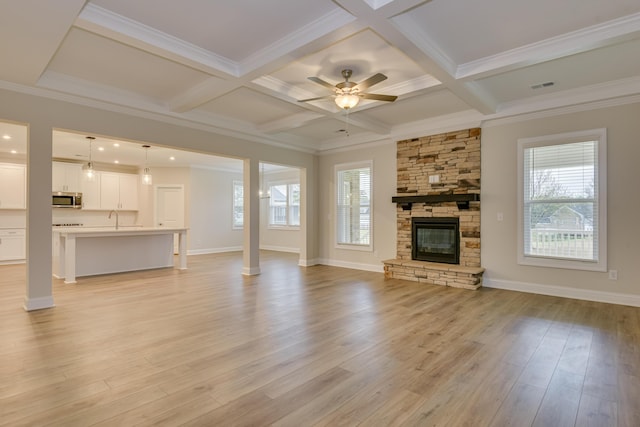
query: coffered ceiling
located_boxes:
[1,0,640,154]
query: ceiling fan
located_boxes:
[299,69,397,110]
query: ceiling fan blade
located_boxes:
[308,76,336,90]
[360,93,397,102]
[298,95,334,102]
[354,73,387,91]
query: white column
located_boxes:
[242,158,260,275]
[298,163,318,267]
[24,124,54,311]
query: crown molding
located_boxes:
[457,12,640,80]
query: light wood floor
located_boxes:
[1,252,639,426]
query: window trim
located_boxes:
[232,180,243,230]
[267,180,300,230]
[334,160,374,252]
[517,128,607,271]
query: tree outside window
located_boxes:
[518,129,606,271]
[268,182,300,228]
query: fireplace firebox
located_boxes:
[411,217,460,264]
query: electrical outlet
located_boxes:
[429,175,440,184]
[497,212,504,221]
[608,270,618,280]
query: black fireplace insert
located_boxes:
[411,217,460,264]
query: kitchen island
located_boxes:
[53,227,187,283]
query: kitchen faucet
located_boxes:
[108,209,119,230]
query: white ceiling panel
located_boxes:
[363,90,472,126]
[403,0,640,64]
[477,38,640,104]
[47,28,212,101]
[197,87,309,125]
[90,0,341,62]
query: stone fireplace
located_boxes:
[383,128,484,290]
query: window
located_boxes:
[336,161,372,250]
[268,182,300,228]
[517,129,606,271]
[232,180,243,229]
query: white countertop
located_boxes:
[52,226,187,235]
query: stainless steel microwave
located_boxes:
[52,192,82,208]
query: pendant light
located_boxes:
[141,144,152,185]
[82,136,95,181]
[259,162,270,199]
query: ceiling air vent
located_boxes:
[530,81,555,90]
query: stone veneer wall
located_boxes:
[384,128,482,289]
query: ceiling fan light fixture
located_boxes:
[335,93,360,110]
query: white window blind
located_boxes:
[336,163,372,248]
[518,129,607,271]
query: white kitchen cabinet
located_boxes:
[99,172,138,210]
[0,229,26,261]
[0,163,26,209]
[80,172,101,209]
[52,161,82,193]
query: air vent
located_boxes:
[531,81,555,90]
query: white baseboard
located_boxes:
[483,278,640,307]
[188,246,243,255]
[24,296,55,311]
[317,258,384,273]
[242,266,261,276]
[298,258,319,267]
[260,245,300,254]
[0,259,26,265]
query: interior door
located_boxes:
[155,185,185,253]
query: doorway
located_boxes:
[155,184,185,253]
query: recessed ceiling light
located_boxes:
[169,156,175,161]
[2,134,11,140]
[98,147,105,151]
[10,149,17,154]
[114,160,119,164]
[113,143,120,147]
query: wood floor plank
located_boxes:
[0,252,639,426]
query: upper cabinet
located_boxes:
[52,162,82,193]
[80,173,101,210]
[0,163,26,209]
[99,172,138,211]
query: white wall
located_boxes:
[190,167,243,253]
[482,102,640,304]
[318,141,398,272]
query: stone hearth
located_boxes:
[383,128,484,289]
